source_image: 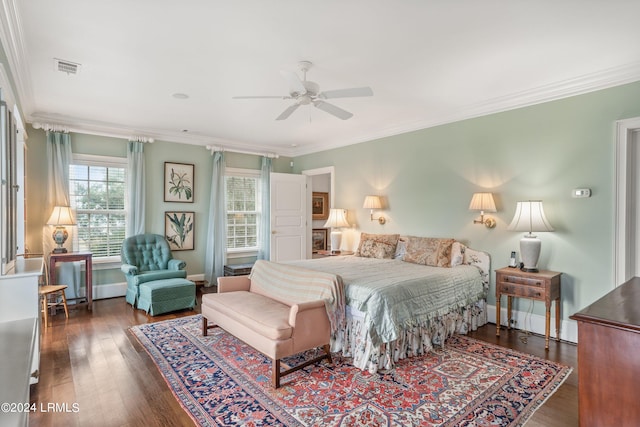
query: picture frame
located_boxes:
[312,192,329,220]
[165,211,195,251]
[312,228,328,253]
[164,162,194,203]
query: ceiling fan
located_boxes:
[233,61,373,120]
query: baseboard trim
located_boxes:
[487,304,578,344]
[93,282,127,300]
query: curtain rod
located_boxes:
[32,122,154,143]
[205,145,279,159]
[32,122,70,133]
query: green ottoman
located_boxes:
[138,278,196,316]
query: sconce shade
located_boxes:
[507,200,554,272]
[507,201,554,234]
[362,195,382,209]
[323,208,350,228]
[46,206,76,226]
[468,193,497,212]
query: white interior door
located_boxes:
[270,172,310,262]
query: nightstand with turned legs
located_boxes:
[495,267,562,349]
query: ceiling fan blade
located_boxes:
[318,87,373,99]
[232,95,289,99]
[313,100,353,120]
[280,70,306,95]
[276,103,301,120]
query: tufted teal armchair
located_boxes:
[121,233,187,307]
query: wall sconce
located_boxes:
[323,208,350,253]
[507,200,554,272]
[46,205,77,253]
[363,195,386,224]
[469,192,497,228]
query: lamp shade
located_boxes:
[468,192,497,212]
[46,206,76,226]
[507,201,554,234]
[362,195,382,210]
[324,208,349,228]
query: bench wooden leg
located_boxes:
[273,359,281,388]
[201,316,219,336]
[271,345,333,389]
[202,317,208,336]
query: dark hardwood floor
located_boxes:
[30,290,578,426]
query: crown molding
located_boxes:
[28,112,298,157]
[292,62,640,157]
[0,0,34,115]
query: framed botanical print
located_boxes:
[312,228,328,253]
[312,192,329,220]
[165,211,195,251]
[164,162,194,202]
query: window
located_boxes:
[225,168,260,252]
[69,154,127,259]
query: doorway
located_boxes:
[302,166,335,258]
[615,117,640,285]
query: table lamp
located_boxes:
[46,205,76,253]
[323,208,349,253]
[507,200,554,272]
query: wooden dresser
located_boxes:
[570,277,640,427]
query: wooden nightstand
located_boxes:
[495,267,562,349]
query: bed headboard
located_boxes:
[462,246,491,289]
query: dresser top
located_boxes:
[570,276,640,331]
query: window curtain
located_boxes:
[204,151,226,286]
[43,131,72,256]
[257,156,272,260]
[126,140,145,236]
[43,132,80,297]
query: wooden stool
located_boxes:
[39,285,69,328]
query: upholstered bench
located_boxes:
[138,278,196,316]
[202,260,345,388]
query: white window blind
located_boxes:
[225,169,259,251]
[69,155,127,258]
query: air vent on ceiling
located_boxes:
[54,58,81,75]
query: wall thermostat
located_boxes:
[572,188,591,198]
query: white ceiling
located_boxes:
[3,1,640,157]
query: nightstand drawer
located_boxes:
[498,274,545,287]
[498,282,545,299]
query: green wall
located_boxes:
[25,128,292,286]
[292,81,640,322]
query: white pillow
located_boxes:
[450,241,466,267]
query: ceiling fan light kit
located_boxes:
[233,61,373,121]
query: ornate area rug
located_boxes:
[130,315,571,426]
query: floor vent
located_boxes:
[54,58,80,75]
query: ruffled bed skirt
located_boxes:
[332,300,488,373]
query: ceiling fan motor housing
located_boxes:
[292,81,319,100]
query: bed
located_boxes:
[287,234,490,373]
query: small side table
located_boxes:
[316,250,354,257]
[49,252,93,310]
[495,267,562,349]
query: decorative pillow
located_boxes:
[394,236,408,260]
[403,236,455,267]
[450,241,466,267]
[355,233,400,259]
